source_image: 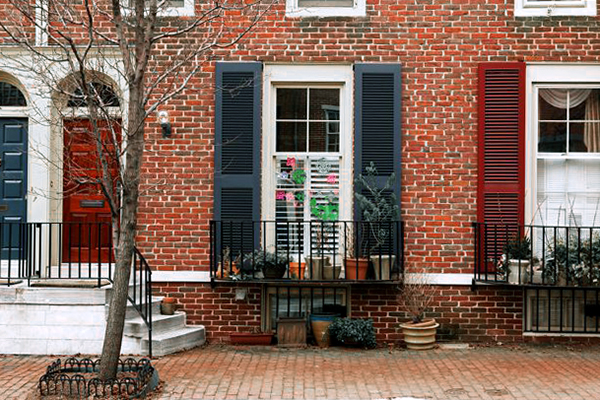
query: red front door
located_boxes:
[62,119,120,263]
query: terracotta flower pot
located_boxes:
[288,262,306,280]
[160,297,177,315]
[400,318,439,350]
[345,258,369,280]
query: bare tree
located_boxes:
[0,0,274,379]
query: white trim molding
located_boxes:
[404,273,474,286]
[286,0,366,18]
[152,271,211,283]
[515,0,596,17]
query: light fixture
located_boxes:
[159,110,171,138]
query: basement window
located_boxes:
[515,0,596,16]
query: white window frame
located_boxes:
[525,65,600,225]
[515,0,596,17]
[262,64,353,229]
[285,0,366,18]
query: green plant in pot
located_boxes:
[500,235,535,284]
[354,162,399,280]
[329,317,377,348]
[305,196,338,280]
[398,275,439,350]
[243,249,290,279]
[544,233,600,286]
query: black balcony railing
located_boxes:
[474,223,600,287]
[210,220,404,282]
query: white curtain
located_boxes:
[539,88,600,152]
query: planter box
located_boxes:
[277,318,307,347]
[230,332,274,345]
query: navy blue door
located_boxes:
[0,119,27,259]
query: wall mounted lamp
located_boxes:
[159,110,172,138]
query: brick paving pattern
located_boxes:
[2,344,600,399]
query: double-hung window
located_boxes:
[535,87,600,227]
[263,65,353,263]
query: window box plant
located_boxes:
[398,275,439,350]
[328,317,377,348]
[544,233,600,286]
[230,328,274,345]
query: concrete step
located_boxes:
[125,296,161,319]
[142,325,206,357]
[124,311,186,338]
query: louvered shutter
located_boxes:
[477,63,525,227]
[214,62,262,256]
[354,64,402,218]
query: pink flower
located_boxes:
[286,157,296,167]
[326,174,337,184]
[286,192,295,201]
[334,190,339,196]
[276,191,285,200]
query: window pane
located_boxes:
[277,89,307,119]
[539,90,567,120]
[570,98,586,120]
[309,122,339,152]
[569,122,587,152]
[0,82,26,107]
[277,122,307,152]
[539,122,567,153]
[309,89,339,120]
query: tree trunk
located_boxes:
[98,86,145,381]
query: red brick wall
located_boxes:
[154,283,525,344]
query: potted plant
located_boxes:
[342,228,369,280]
[160,296,177,315]
[398,275,439,350]
[305,199,338,280]
[328,317,377,348]
[309,312,339,347]
[354,162,400,280]
[243,249,290,279]
[500,235,535,284]
[544,233,600,286]
[230,327,274,345]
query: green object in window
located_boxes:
[292,169,306,185]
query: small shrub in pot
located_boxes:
[328,317,377,349]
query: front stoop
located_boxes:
[122,299,205,357]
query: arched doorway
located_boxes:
[0,79,28,259]
[61,80,122,263]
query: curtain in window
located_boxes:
[539,88,600,152]
[585,91,600,152]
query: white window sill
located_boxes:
[286,2,365,17]
[122,0,195,18]
[515,1,596,16]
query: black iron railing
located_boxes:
[210,220,404,282]
[525,287,600,334]
[474,223,600,287]
[130,247,153,357]
[0,221,153,355]
[0,222,114,286]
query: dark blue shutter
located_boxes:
[354,64,402,218]
[215,62,262,256]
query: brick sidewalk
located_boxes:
[2,344,600,399]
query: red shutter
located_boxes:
[477,62,525,227]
